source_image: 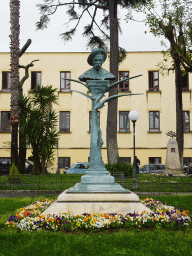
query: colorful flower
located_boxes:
[5,197,191,232]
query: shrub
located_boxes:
[105,162,133,176]
[8,163,20,183]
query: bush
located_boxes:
[8,163,20,183]
[105,162,133,176]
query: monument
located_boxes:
[43,48,152,216]
[164,131,182,174]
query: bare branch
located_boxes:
[19,60,39,87]
[87,8,110,40]
[60,4,92,40]
[37,1,107,12]
[19,39,32,57]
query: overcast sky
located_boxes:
[0,0,167,53]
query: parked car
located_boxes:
[139,164,165,174]
[66,162,90,174]
[0,158,33,175]
[25,160,34,174]
[183,165,192,174]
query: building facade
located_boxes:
[0,51,191,172]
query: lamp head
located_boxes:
[129,110,139,122]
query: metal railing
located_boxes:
[0,173,192,197]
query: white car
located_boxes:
[139,164,165,174]
[66,162,90,174]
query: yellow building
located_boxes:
[0,51,191,172]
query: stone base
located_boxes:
[67,182,129,193]
[42,190,152,216]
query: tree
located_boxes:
[22,85,59,174]
[36,0,147,164]
[10,0,20,168]
[10,0,33,172]
[126,0,192,166]
[18,58,39,174]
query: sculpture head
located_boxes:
[87,48,107,72]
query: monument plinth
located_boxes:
[164,132,182,175]
[43,48,152,216]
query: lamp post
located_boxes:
[129,110,139,190]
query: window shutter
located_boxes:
[60,72,71,91]
[60,112,70,132]
[1,112,7,131]
[31,72,41,89]
[2,72,7,89]
[2,72,11,90]
[58,157,70,168]
[149,71,153,89]
[31,72,36,89]
[37,72,41,86]
[1,112,10,132]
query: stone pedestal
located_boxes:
[67,169,129,193]
[165,138,181,174]
[42,190,152,216]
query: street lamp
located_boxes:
[129,110,139,190]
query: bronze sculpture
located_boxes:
[65,48,142,192]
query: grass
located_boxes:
[0,174,83,191]
[1,173,192,193]
[0,195,192,255]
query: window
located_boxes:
[148,71,159,91]
[60,111,70,132]
[181,71,189,90]
[89,111,100,131]
[31,72,41,89]
[183,157,192,166]
[183,111,190,132]
[118,157,131,163]
[119,71,129,91]
[2,72,11,91]
[1,111,11,132]
[58,157,70,168]
[60,72,71,91]
[149,157,161,164]
[119,111,130,132]
[149,111,160,132]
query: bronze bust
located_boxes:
[78,48,116,82]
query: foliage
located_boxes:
[36,0,149,165]
[125,0,192,166]
[8,163,20,183]
[126,0,192,72]
[21,85,59,174]
[36,0,147,62]
[105,162,133,176]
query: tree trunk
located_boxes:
[32,143,41,174]
[19,124,26,174]
[10,0,20,168]
[175,58,184,167]
[107,0,119,164]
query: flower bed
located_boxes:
[150,173,189,177]
[5,198,191,232]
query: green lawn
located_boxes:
[0,174,83,191]
[0,173,192,193]
[0,195,192,256]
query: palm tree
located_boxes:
[10,0,20,168]
[22,86,59,174]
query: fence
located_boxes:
[0,173,192,197]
